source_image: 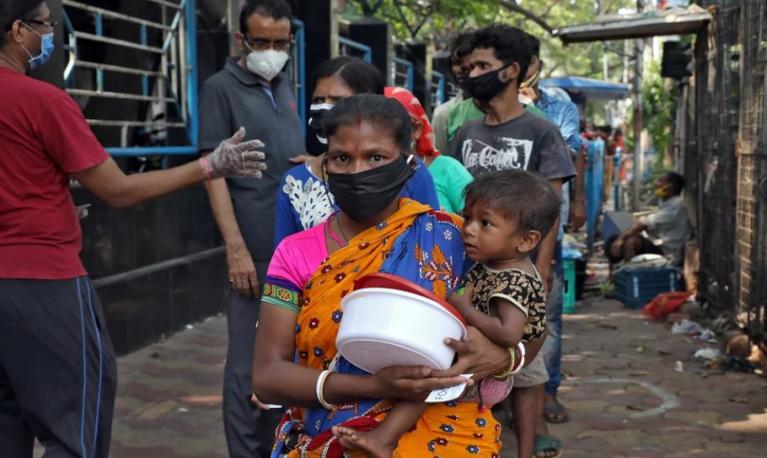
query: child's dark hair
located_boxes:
[464,170,561,236]
[471,24,532,85]
[322,94,412,153]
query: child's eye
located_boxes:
[481,220,492,227]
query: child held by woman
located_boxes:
[335,170,560,457]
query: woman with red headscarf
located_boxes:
[385,87,473,214]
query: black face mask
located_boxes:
[327,155,415,223]
[468,65,513,102]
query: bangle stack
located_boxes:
[315,370,335,410]
[492,342,526,379]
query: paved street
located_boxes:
[55,296,767,457]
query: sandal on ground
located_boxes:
[534,435,563,458]
[544,400,570,423]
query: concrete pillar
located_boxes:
[349,18,390,84]
[401,42,428,111]
[294,0,336,99]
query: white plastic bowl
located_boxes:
[336,287,467,374]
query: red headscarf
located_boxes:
[384,86,440,157]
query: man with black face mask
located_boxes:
[438,36,549,153]
[447,24,575,458]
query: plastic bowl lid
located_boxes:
[353,273,466,326]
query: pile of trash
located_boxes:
[667,316,764,374]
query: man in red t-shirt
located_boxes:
[0,2,267,456]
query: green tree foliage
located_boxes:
[642,60,677,171]
[342,0,637,80]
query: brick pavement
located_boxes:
[39,297,767,457]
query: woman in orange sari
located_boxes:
[253,94,524,457]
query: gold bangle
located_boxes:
[492,346,517,380]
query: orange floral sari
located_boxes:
[272,199,502,458]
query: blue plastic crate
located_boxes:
[613,267,680,309]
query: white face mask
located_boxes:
[246,49,289,81]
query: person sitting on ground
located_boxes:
[606,171,692,266]
[334,170,557,457]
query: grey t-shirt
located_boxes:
[200,58,304,260]
[448,111,575,182]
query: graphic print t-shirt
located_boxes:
[448,111,575,181]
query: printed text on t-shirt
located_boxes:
[461,137,534,171]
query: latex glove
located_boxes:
[206,127,267,178]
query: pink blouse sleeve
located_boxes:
[262,223,329,313]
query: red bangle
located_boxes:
[199,156,214,180]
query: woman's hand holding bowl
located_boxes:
[431,326,511,381]
[370,365,473,402]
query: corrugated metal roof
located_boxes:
[554,8,713,44]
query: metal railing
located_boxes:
[290,19,306,133]
[62,0,198,156]
[391,56,414,92]
[431,70,446,109]
[338,36,372,63]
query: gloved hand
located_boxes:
[203,127,267,179]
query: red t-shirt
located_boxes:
[0,68,108,279]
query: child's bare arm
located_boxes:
[462,297,527,348]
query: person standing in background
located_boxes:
[431,30,474,154]
[605,128,624,204]
[198,1,303,456]
[448,24,575,458]
[518,32,586,458]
